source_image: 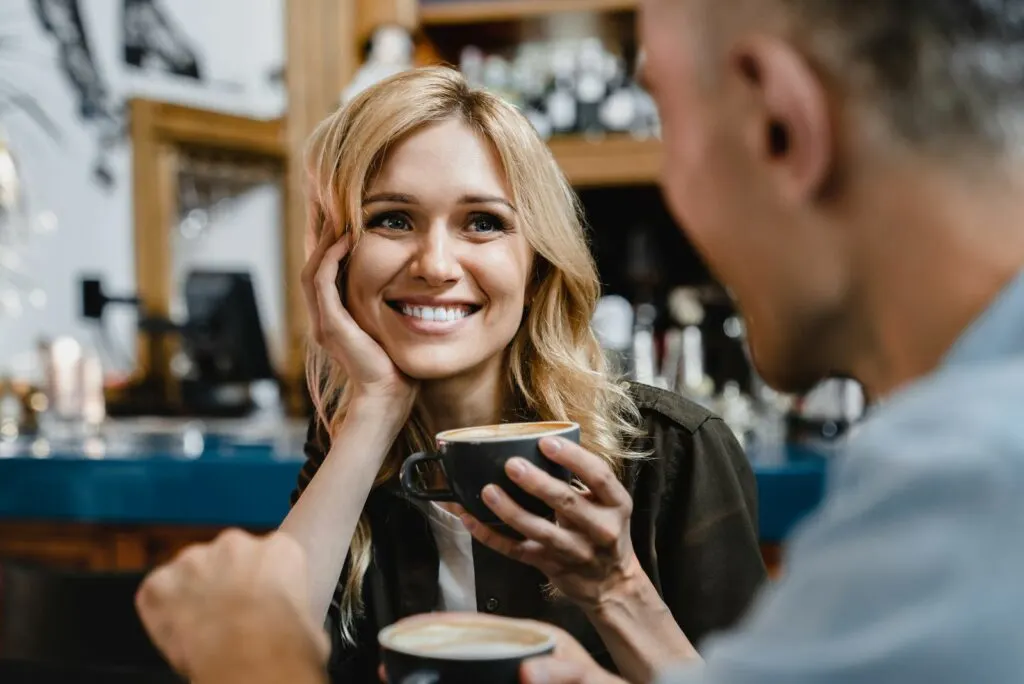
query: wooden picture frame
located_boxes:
[128,99,304,410]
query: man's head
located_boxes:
[640,0,1024,393]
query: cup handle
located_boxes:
[400,452,457,502]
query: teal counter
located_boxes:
[0,424,827,543]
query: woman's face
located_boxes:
[345,118,535,381]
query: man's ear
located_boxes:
[730,36,834,202]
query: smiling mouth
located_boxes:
[386,301,482,323]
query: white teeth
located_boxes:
[400,304,471,322]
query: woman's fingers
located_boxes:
[478,485,593,562]
[312,236,354,326]
[539,438,632,512]
[501,458,595,530]
[303,233,369,352]
[497,457,623,551]
[300,229,341,336]
[301,215,340,288]
[460,512,547,567]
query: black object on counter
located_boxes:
[80,271,277,418]
[181,270,275,385]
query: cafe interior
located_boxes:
[0,0,865,679]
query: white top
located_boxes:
[423,502,477,613]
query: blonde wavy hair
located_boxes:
[303,66,645,642]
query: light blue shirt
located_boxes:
[661,270,1024,684]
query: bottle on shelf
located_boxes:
[592,294,635,378]
[0,377,23,441]
[631,302,659,387]
[453,36,660,140]
[341,24,415,105]
[460,45,487,89]
[628,49,661,139]
[665,287,714,404]
[514,43,555,139]
[599,68,639,134]
[716,380,755,449]
[574,38,610,137]
[482,54,521,109]
[545,42,579,136]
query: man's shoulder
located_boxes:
[844,355,1024,480]
[788,356,1024,560]
[879,353,1024,422]
[675,358,1024,684]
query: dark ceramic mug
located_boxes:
[380,613,556,684]
[399,421,580,528]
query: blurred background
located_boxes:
[0,3,859,666]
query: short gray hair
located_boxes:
[784,0,1024,156]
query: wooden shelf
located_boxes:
[548,135,661,187]
[134,100,286,158]
[420,0,636,25]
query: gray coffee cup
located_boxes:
[399,421,580,528]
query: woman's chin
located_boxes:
[390,352,478,383]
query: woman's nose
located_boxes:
[409,230,462,285]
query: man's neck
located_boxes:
[845,163,1024,400]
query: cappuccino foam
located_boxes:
[382,620,552,660]
[440,421,575,443]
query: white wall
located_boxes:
[0,0,287,381]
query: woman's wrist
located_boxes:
[586,554,654,622]
[349,388,413,421]
[585,555,701,680]
[336,391,411,439]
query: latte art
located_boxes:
[440,421,576,442]
[381,619,553,660]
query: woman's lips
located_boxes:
[386,300,481,335]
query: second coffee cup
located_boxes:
[399,421,580,528]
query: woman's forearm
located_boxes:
[585,557,702,684]
[279,397,406,623]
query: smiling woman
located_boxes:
[281,66,766,684]
[346,118,533,382]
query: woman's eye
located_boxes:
[367,212,411,231]
[468,213,508,234]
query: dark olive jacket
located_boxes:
[291,382,767,682]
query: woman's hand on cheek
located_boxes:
[301,224,418,415]
[459,437,644,614]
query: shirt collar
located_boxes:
[943,268,1024,368]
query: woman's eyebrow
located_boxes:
[363,192,417,205]
[363,192,516,212]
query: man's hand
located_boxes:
[522,658,629,684]
[135,529,329,684]
[519,623,629,684]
